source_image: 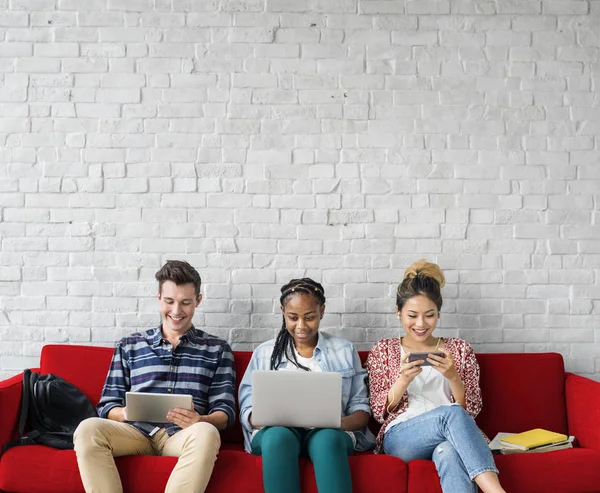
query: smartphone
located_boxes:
[407,352,445,367]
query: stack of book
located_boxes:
[489,428,575,455]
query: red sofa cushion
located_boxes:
[475,353,568,438]
[221,352,251,444]
[119,451,267,493]
[314,454,407,493]
[0,446,407,493]
[39,344,113,406]
[407,448,600,493]
[0,447,264,493]
[0,446,84,493]
[495,449,600,493]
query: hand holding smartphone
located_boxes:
[407,352,445,367]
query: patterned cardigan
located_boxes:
[366,337,485,453]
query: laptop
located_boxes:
[125,392,193,423]
[251,370,342,428]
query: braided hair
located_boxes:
[270,278,326,371]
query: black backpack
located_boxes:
[2,369,98,452]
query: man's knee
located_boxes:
[186,422,221,448]
[74,417,108,452]
[74,417,108,441]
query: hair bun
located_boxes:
[404,259,445,288]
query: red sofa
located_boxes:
[0,344,599,493]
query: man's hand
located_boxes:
[167,408,229,431]
[107,407,127,422]
[166,407,201,429]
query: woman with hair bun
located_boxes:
[366,260,506,493]
[238,278,375,493]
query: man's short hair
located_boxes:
[155,260,201,297]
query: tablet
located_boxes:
[125,392,193,423]
[251,370,342,428]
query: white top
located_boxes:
[385,344,455,433]
[280,347,322,373]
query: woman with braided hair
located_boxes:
[366,260,506,493]
[238,278,375,493]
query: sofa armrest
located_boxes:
[565,372,600,452]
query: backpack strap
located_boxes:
[17,369,32,438]
[2,369,33,453]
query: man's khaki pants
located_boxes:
[74,418,221,493]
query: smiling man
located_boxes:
[73,260,236,493]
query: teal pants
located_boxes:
[251,426,354,493]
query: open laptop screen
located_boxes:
[251,370,342,428]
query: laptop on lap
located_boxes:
[251,370,342,428]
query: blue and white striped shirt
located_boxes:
[97,325,236,436]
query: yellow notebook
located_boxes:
[500,429,568,451]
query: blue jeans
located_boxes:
[383,406,498,493]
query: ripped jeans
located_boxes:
[382,405,498,493]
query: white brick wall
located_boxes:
[0,1,599,381]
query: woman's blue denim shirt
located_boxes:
[238,331,376,453]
